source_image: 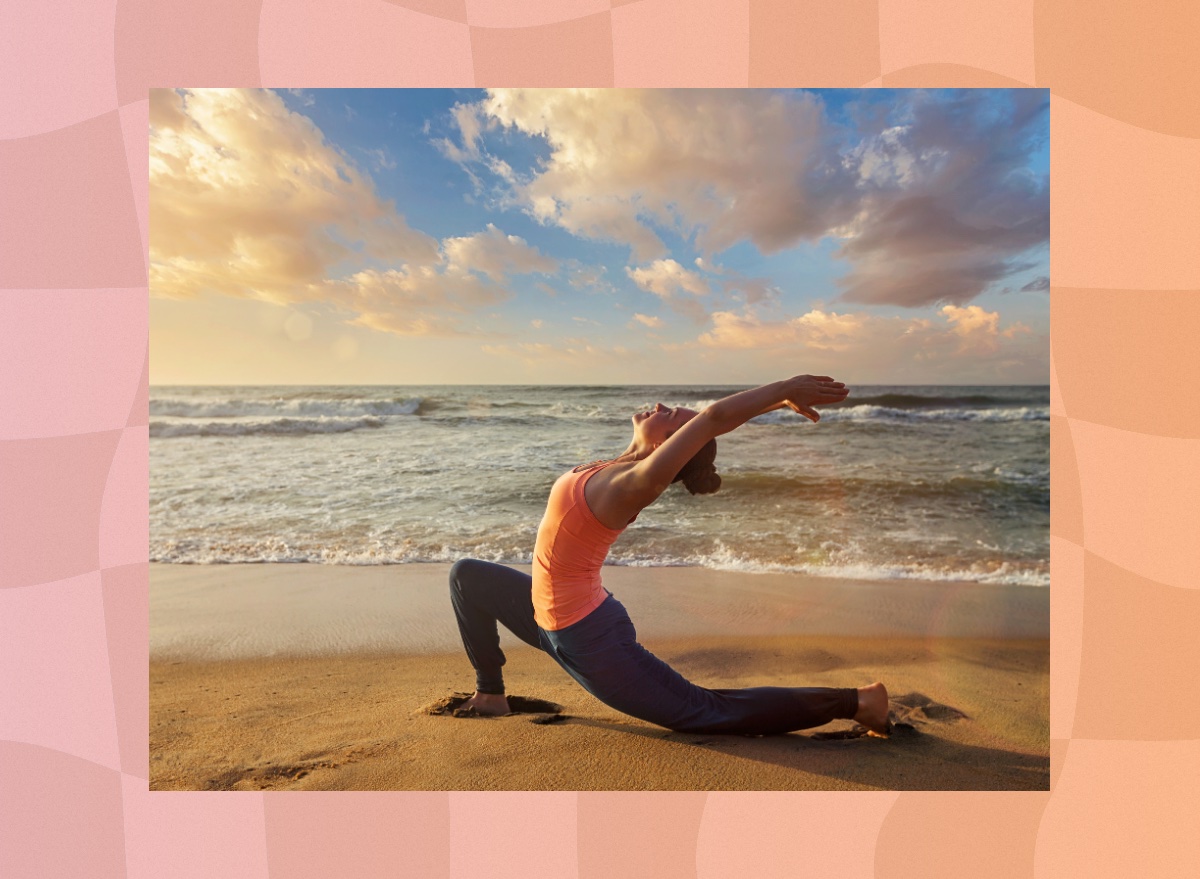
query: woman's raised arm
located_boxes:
[705,375,849,429]
[614,375,849,508]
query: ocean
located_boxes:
[150,384,1050,586]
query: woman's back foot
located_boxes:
[854,682,890,735]
[463,692,512,716]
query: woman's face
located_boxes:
[632,403,697,447]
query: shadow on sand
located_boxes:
[551,691,1046,791]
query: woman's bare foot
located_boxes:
[462,692,511,716]
[854,682,890,735]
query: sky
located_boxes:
[149,88,1050,386]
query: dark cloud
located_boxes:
[720,275,780,305]
[837,90,1049,307]
[839,255,1015,307]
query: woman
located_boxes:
[449,375,890,736]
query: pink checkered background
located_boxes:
[2,0,1198,876]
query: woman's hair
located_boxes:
[671,438,721,495]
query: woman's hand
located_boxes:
[782,375,850,422]
[607,376,847,517]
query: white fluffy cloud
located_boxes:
[694,304,1044,381]
[442,223,557,282]
[625,259,713,322]
[626,259,711,299]
[320,266,504,337]
[699,309,878,352]
[150,88,438,304]
[324,227,554,335]
[150,90,564,337]
[452,89,850,263]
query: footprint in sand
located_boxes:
[812,692,967,741]
[422,692,567,724]
[204,746,366,790]
[890,691,969,725]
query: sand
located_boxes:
[150,563,1049,791]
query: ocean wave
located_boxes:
[150,396,424,418]
[789,560,1049,587]
[150,538,1048,586]
[751,405,1049,425]
[970,464,1050,486]
[608,547,1048,586]
[150,415,385,437]
[150,539,529,566]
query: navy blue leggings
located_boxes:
[449,558,858,735]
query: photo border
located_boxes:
[2,2,1197,876]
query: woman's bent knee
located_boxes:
[451,557,505,598]
[449,558,481,596]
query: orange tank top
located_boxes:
[532,461,626,631]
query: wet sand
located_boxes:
[150,563,1049,791]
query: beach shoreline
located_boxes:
[151,562,1048,659]
[150,563,1049,791]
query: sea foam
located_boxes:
[150,415,385,437]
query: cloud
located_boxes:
[445,102,485,162]
[320,265,506,337]
[150,88,439,307]
[693,304,1045,381]
[720,275,780,305]
[447,88,1048,309]
[285,89,316,107]
[626,259,713,322]
[1002,321,1032,339]
[531,319,544,329]
[626,259,712,299]
[631,313,663,328]
[692,256,779,306]
[941,303,997,335]
[323,227,551,336]
[698,309,873,352]
[149,87,189,130]
[441,223,558,282]
[567,263,608,290]
[834,90,1050,307]
[362,147,396,171]
[432,102,493,193]
[939,303,1014,355]
[1020,275,1050,292]
[446,89,852,263]
[149,90,564,338]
